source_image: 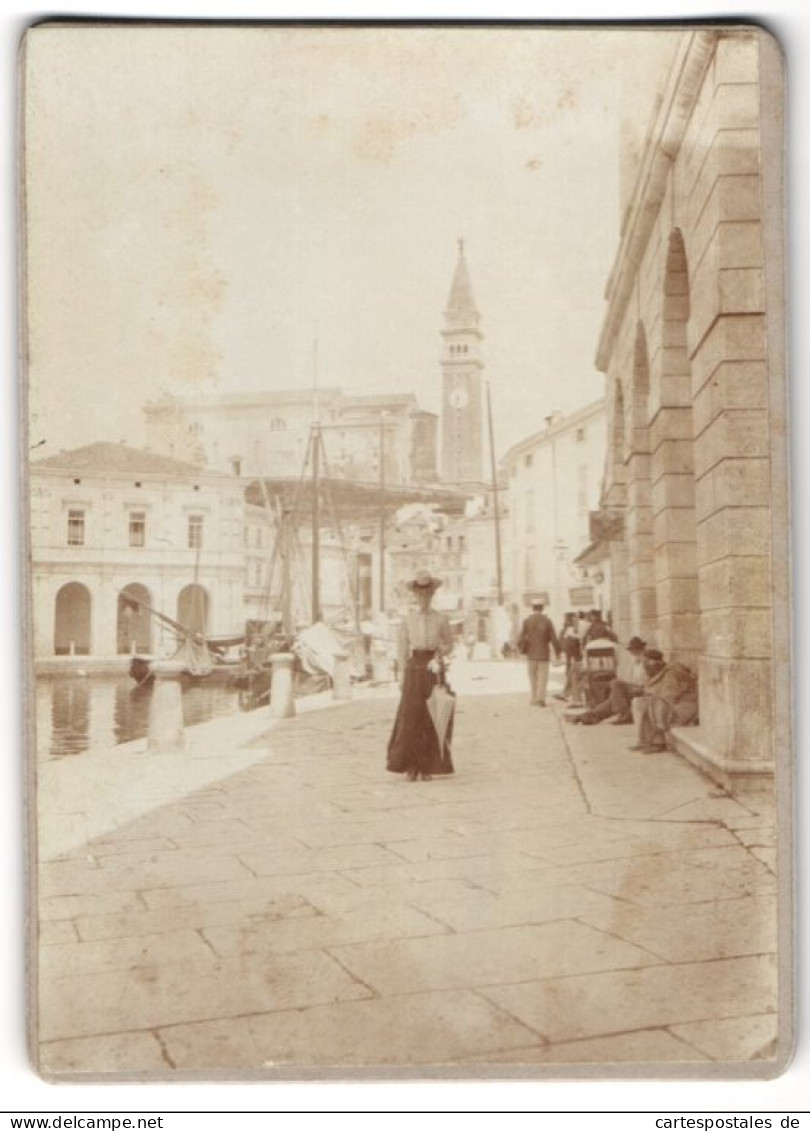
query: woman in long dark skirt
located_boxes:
[387,569,455,781]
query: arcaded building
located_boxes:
[596,29,786,794]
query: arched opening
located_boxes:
[54,582,92,655]
[651,229,700,667]
[177,584,209,636]
[116,583,152,654]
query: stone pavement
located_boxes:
[35,660,779,1078]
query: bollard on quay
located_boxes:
[269,652,296,718]
[332,651,353,701]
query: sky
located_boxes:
[23,24,679,460]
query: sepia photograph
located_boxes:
[21,20,792,1081]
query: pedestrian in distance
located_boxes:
[517,598,561,707]
[559,612,582,698]
[387,569,455,781]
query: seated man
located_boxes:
[630,648,699,753]
[583,608,618,646]
[572,635,646,724]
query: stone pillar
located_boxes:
[685,33,774,786]
[332,652,353,700]
[270,652,296,718]
[33,575,54,659]
[147,668,185,753]
[649,404,700,666]
[608,539,631,642]
[692,315,772,783]
[625,450,658,643]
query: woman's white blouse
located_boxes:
[398,610,453,670]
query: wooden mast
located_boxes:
[311,338,321,623]
[486,380,504,605]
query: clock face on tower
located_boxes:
[448,386,469,410]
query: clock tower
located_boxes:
[441,240,484,485]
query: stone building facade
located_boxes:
[596,29,785,793]
[143,388,438,487]
[30,443,246,661]
[502,400,607,627]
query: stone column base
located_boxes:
[669,725,775,804]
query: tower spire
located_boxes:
[440,241,484,486]
[445,238,479,325]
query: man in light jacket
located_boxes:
[517,599,560,707]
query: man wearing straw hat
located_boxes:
[517,598,560,707]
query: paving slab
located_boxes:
[328,919,658,996]
[39,947,371,1042]
[74,894,320,940]
[159,989,544,1069]
[461,1028,711,1065]
[40,927,219,978]
[139,872,362,912]
[481,955,778,1043]
[202,902,449,957]
[404,883,628,935]
[578,894,777,963]
[669,1014,780,1062]
[40,1031,171,1078]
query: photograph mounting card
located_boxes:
[21,20,792,1080]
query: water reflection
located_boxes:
[37,676,241,759]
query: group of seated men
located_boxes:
[560,633,699,754]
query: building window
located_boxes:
[270,418,286,431]
[188,515,204,550]
[129,511,146,547]
[255,526,264,549]
[525,454,533,469]
[575,427,586,442]
[67,509,85,546]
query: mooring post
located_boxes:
[332,651,353,700]
[270,652,296,718]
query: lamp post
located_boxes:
[553,539,568,626]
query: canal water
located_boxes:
[34,676,243,760]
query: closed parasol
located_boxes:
[426,666,456,763]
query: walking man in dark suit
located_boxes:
[517,599,561,707]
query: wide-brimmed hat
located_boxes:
[406,569,443,592]
[627,636,646,652]
[531,598,545,609]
